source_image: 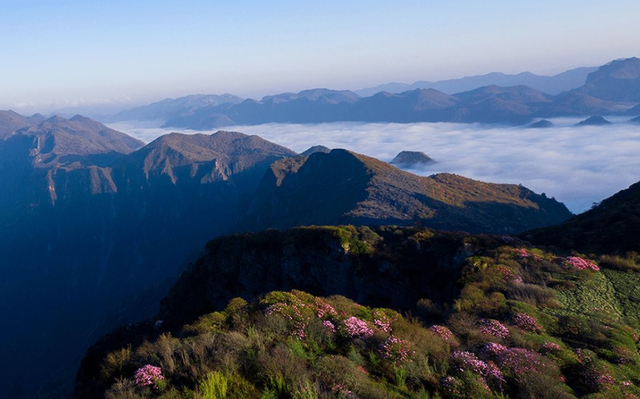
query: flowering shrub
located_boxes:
[379,336,414,365]
[540,342,561,353]
[315,298,337,319]
[452,351,505,388]
[323,320,336,334]
[495,265,523,283]
[564,256,600,271]
[479,319,510,339]
[331,383,354,398]
[429,325,453,341]
[372,309,394,333]
[342,316,374,339]
[512,313,543,333]
[481,342,507,357]
[264,292,341,339]
[264,295,310,339]
[516,248,543,261]
[495,347,546,375]
[575,349,616,390]
[134,365,164,388]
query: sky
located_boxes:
[1,0,640,112]
[109,117,640,214]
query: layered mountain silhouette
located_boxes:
[110,93,243,122]
[106,58,640,129]
[355,67,598,96]
[0,113,573,396]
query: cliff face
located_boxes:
[159,226,481,328]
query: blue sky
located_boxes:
[1,0,639,111]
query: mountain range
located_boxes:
[355,66,598,97]
[75,178,640,397]
[0,114,573,397]
[105,58,640,129]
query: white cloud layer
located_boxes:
[107,117,640,214]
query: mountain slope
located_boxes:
[0,128,296,398]
[575,57,640,102]
[77,226,640,399]
[0,110,39,139]
[523,180,640,254]
[244,149,571,234]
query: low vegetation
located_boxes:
[79,228,640,398]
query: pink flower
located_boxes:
[495,265,523,283]
[540,342,561,353]
[512,313,543,333]
[372,310,394,333]
[429,325,453,341]
[134,365,164,388]
[452,351,505,388]
[342,316,374,339]
[564,256,599,271]
[479,319,510,339]
[379,336,414,365]
[314,299,337,319]
[323,320,336,334]
[482,342,507,357]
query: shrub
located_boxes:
[134,365,165,389]
[199,372,228,399]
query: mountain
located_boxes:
[528,119,554,128]
[575,115,612,126]
[545,92,617,116]
[524,180,640,254]
[300,145,331,156]
[244,149,571,234]
[356,66,598,97]
[575,57,640,102]
[0,110,40,139]
[111,93,244,122]
[390,150,435,167]
[0,126,295,397]
[261,88,360,104]
[77,224,640,399]
[16,114,144,167]
[347,89,459,122]
[106,59,640,130]
[0,115,576,397]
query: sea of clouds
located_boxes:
[107,117,640,214]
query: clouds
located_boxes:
[107,117,640,214]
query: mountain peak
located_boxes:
[301,145,331,156]
[390,151,435,168]
[575,115,612,126]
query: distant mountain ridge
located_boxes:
[356,66,598,97]
[103,58,640,130]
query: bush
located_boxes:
[199,372,228,399]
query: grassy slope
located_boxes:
[76,226,640,399]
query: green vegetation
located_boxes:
[81,229,640,398]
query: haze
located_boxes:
[2,0,640,112]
